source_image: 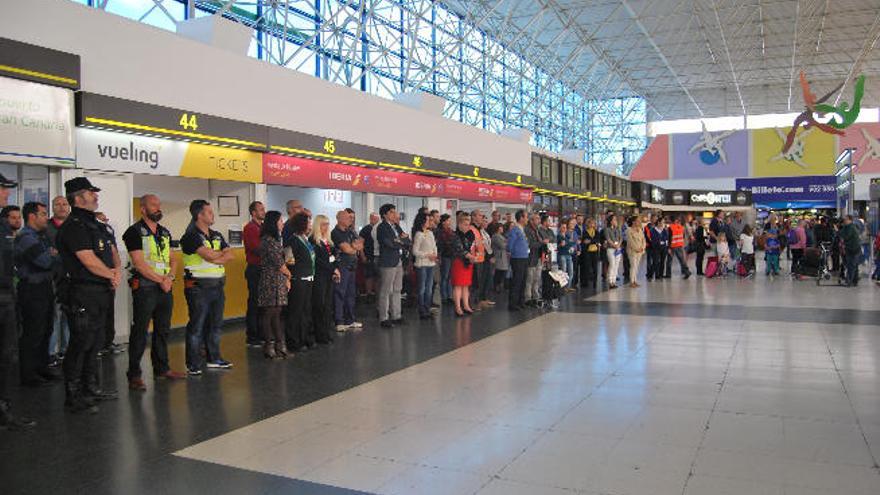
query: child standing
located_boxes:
[716,232,731,277]
[739,225,755,276]
[765,228,781,277]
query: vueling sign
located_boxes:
[96,141,159,169]
[77,128,262,183]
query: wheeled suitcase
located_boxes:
[705,256,720,278]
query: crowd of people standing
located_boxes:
[1,169,875,431]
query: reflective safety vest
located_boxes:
[140,226,171,276]
[670,224,685,249]
[183,237,225,279]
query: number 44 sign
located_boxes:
[179,113,199,131]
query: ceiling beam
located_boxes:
[621,0,703,116]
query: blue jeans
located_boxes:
[417,266,434,316]
[558,255,574,287]
[184,281,225,369]
[49,302,69,355]
[334,267,356,325]
[765,253,780,275]
[440,257,452,301]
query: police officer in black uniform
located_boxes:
[56,178,119,414]
[0,174,36,430]
[95,211,124,357]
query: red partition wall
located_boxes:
[263,153,532,203]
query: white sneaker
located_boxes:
[335,324,349,333]
[348,321,364,329]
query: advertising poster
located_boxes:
[0,76,75,166]
[736,175,836,209]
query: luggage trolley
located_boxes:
[794,242,833,285]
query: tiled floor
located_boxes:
[175,273,880,494]
[5,264,880,494]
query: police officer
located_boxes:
[123,194,186,391]
[0,174,36,430]
[15,201,62,387]
[95,211,124,357]
[56,177,119,414]
[180,199,235,375]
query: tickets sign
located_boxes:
[263,154,532,203]
[77,128,262,182]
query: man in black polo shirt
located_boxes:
[180,200,235,375]
[122,194,186,391]
[332,210,363,332]
[56,177,119,414]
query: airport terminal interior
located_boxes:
[1,0,880,494]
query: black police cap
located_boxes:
[64,177,101,195]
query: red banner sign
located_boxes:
[263,154,532,203]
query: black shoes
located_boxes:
[64,383,99,415]
[380,320,393,328]
[392,318,405,325]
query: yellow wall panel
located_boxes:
[751,127,836,177]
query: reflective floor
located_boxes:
[4,267,880,494]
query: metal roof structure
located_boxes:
[444,0,880,121]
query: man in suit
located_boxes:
[376,204,410,328]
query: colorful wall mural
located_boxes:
[671,128,749,179]
[630,124,874,180]
[629,134,669,180]
[839,123,880,174]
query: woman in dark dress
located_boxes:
[257,211,291,359]
[450,212,476,316]
[285,213,315,351]
[311,214,339,345]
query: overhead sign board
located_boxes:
[268,127,529,188]
[77,127,262,182]
[0,37,80,89]
[0,76,75,166]
[76,92,269,151]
